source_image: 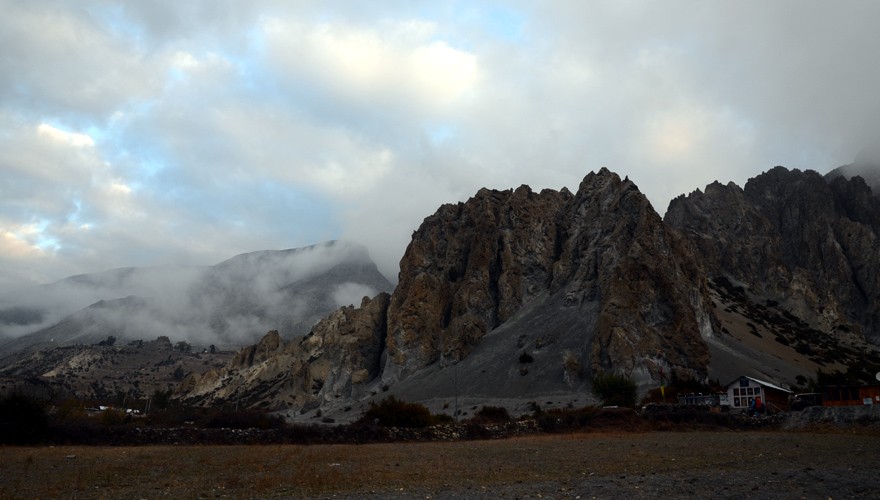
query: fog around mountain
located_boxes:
[0,241,392,352]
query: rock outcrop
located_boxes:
[384,185,573,376]
[384,169,713,385]
[179,293,390,410]
[666,167,880,344]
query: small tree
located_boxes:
[592,373,638,408]
[359,396,434,428]
[151,389,173,410]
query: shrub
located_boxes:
[358,396,435,428]
[206,410,286,430]
[151,389,173,410]
[473,406,511,423]
[0,392,49,444]
[591,373,638,408]
[53,398,86,422]
[519,352,534,363]
[100,408,129,426]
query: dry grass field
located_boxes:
[2,430,880,498]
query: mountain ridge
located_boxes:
[0,240,393,355]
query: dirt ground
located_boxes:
[2,430,879,499]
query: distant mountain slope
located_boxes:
[0,336,235,401]
[0,241,393,355]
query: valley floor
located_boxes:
[2,430,878,498]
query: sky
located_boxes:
[2,1,880,290]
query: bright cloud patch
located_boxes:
[37,124,95,148]
[262,19,479,111]
[304,147,395,197]
[0,224,44,259]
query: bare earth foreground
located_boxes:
[2,431,878,499]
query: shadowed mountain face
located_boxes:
[666,167,880,345]
[0,241,393,355]
[384,169,713,384]
[180,169,719,415]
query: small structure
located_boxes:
[821,384,880,407]
[677,393,729,408]
[725,376,791,412]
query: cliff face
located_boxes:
[179,168,718,413]
[559,171,712,381]
[666,167,880,344]
[384,184,573,377]
[178,293,390,410]
[384,168,714,384]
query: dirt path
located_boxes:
[2,431,878,498]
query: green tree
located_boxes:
[591,373,638,407]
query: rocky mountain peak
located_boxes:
[667,166,880,344]
[383,168,712,385]
[384,183,574,379]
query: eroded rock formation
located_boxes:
[384,168,713,384]
[666,167,880,343]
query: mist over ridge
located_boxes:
[0,240,393,352]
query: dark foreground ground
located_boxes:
[2,430,879,499]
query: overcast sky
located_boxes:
[2,1,879,289]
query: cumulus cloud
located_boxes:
[261,18,480,115]
[1,0,880,295]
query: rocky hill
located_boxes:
[664,167,880,386]
[666,167,880,344]
[179,169,721,418]
[0,336,235,402]
[0,241,393,355]
[182,166,880,420]
[0,241,393,403]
